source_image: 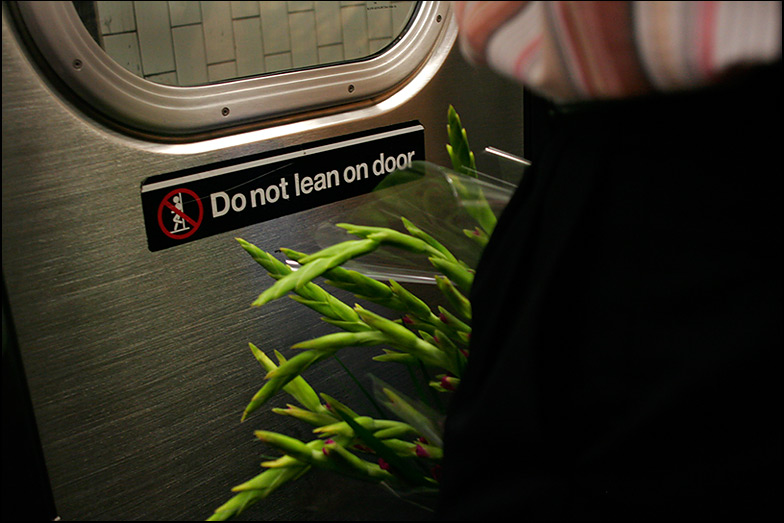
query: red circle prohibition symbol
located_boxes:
[157,188,204,240]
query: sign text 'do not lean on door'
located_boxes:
[140,122,425,252]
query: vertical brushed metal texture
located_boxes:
[2,6,523,520]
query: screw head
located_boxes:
[221,107,230,116]
[73,59,83,69]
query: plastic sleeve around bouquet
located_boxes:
[310,160,519,284]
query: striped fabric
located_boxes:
[453,1,782,102]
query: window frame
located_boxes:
[14,1,452,138]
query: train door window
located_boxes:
[73,1,418,87]
[13,1,451,138]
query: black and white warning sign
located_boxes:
[141,121,425,252]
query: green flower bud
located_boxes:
[355,306,454,372]
[289,294,360,324]
[400,217,458,263]
[336,224,444,258]
[247,344,324,413]
[437,306,471,333]
[430,258,474,295]
[434,276,472,321]
[255,431,328,466]
[236,238,291,278]
[242,350,335,421]
[291,330,388,351]
[322,440,395,481]
[372,349,418,365]
[297,238,379,265]
[272,404,336,426]
[389,279,433,321]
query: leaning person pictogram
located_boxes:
[157,188,204,240]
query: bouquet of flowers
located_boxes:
[208,107,520,520]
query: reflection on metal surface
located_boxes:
[17,1,443,137]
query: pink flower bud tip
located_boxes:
[378,458,390,471]
[402,315,414,324]
[415,444,430,458]
[440,375,457,391]
[439,313,449,324]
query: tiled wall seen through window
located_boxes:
[92,1,418,86]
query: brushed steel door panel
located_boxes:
[2,6,523,520]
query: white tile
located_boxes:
[97,1,135,34]
[287,1,313,12]
[290,11,318,68]
[102,33,142,76]
[315,1,341,45]
[168,1,202,26]
[201,1,236,64]
[318,43,344,64]
[146,71,179,85]
[392,1,416,36]
[208,61,238,83]
[265,52,292,73]
[369,37,390,54]
[134,1,176,75]
[260,1,291,54]
[230,1,259,18]
[367,1,392,39]
[341,4,368,60]
[233,17,265,77]
[172,24,209,86]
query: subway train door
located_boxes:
[2,1,524,520]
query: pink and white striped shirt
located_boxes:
[453,1,782,102]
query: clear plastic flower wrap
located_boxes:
[207,107,529,521]
[309,158,521,284]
